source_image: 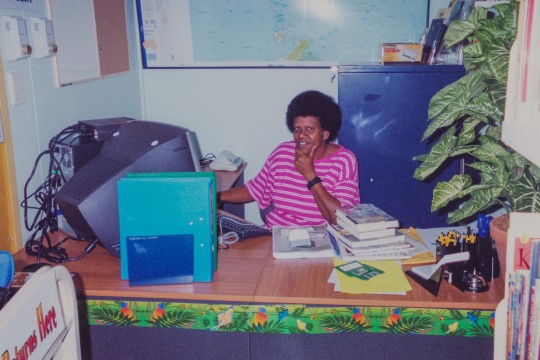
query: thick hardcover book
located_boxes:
[118,172,216,282]
[272,225,335,259]
[334,220,403,246]
[334,220,404,246]
[336,204,399,233]
[328,223,406,249]
[335,218,395,240]
[422,18,447,63]
[336,241,412,261]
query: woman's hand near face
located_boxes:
[295,142,341,225]
[294,142,318,181]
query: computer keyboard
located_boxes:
[217,213,271,242]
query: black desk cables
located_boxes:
[20,124,99,264]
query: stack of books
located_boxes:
[327,204,414,261]
[502,213,540,360]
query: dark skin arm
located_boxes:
[219,142,342,224]
[294,143,341,224]
[218,185,254,204]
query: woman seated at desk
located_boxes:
[218,90,360,232]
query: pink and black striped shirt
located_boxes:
[245,141,360,228]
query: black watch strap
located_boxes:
[307,176,322,190]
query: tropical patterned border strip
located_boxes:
[83,300,495,337]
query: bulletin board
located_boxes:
[48,0,100,85]
[136,0,430,68]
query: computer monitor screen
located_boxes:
[187,130,203,172]
[55,120,197,257]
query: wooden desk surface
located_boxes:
[254,238,505,310]
[13,234,504,310]
[14,235,271,303]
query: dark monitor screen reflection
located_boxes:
[55,120,199,258]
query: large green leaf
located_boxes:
[514,153,540,182]
[463,93,502,118]
[494,0,519,31]
[467,161,495,175]
[507,169,540,212]
[462,42,486,69]
[414,0,540,222]
[445,19,477,48]
[485,38,512,85]
[456,117,482,146]
[444,7,488,48]
[486,78,508,113]
[428,71,486,120]
[450,144,478,157]
[471,142,512,165]
[432,174,472,211]
[426,82,463,122]
[447,186,500,223]
[414,128,458,180]
[423,72,486,140]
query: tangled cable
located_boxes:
[20,124,99,263]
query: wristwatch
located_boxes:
[307,176,322,190]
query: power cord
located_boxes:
[20,124,99,264]
[200,153,216,166]
[217,215,239,249]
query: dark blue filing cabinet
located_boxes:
[338,64,465,228]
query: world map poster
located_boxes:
[137,0,429,68]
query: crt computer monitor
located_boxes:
[55,120,197,258]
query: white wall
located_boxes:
[141,68,337,223]
[430,0,452,20]
[0,1,142,243]
[1,0,444,241]
[137,2,445,224]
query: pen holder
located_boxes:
[436,229,500,293]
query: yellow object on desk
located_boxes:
[399,227,437,266]
[331,258,412,295]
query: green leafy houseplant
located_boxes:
[414,0,540,225]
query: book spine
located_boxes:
[518,272,531,359]
[530,279,540,360]
[326,229,340,257]
[526,242,540,359]
[336,204,398,232]
[527,282,537,360]
[337,220,404,247]
[335,210,358,230]
[521,240,540,354]
[335,217,395,239]
[335,218,369,240]
[506,272,516,360]
[340,251,412,261]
